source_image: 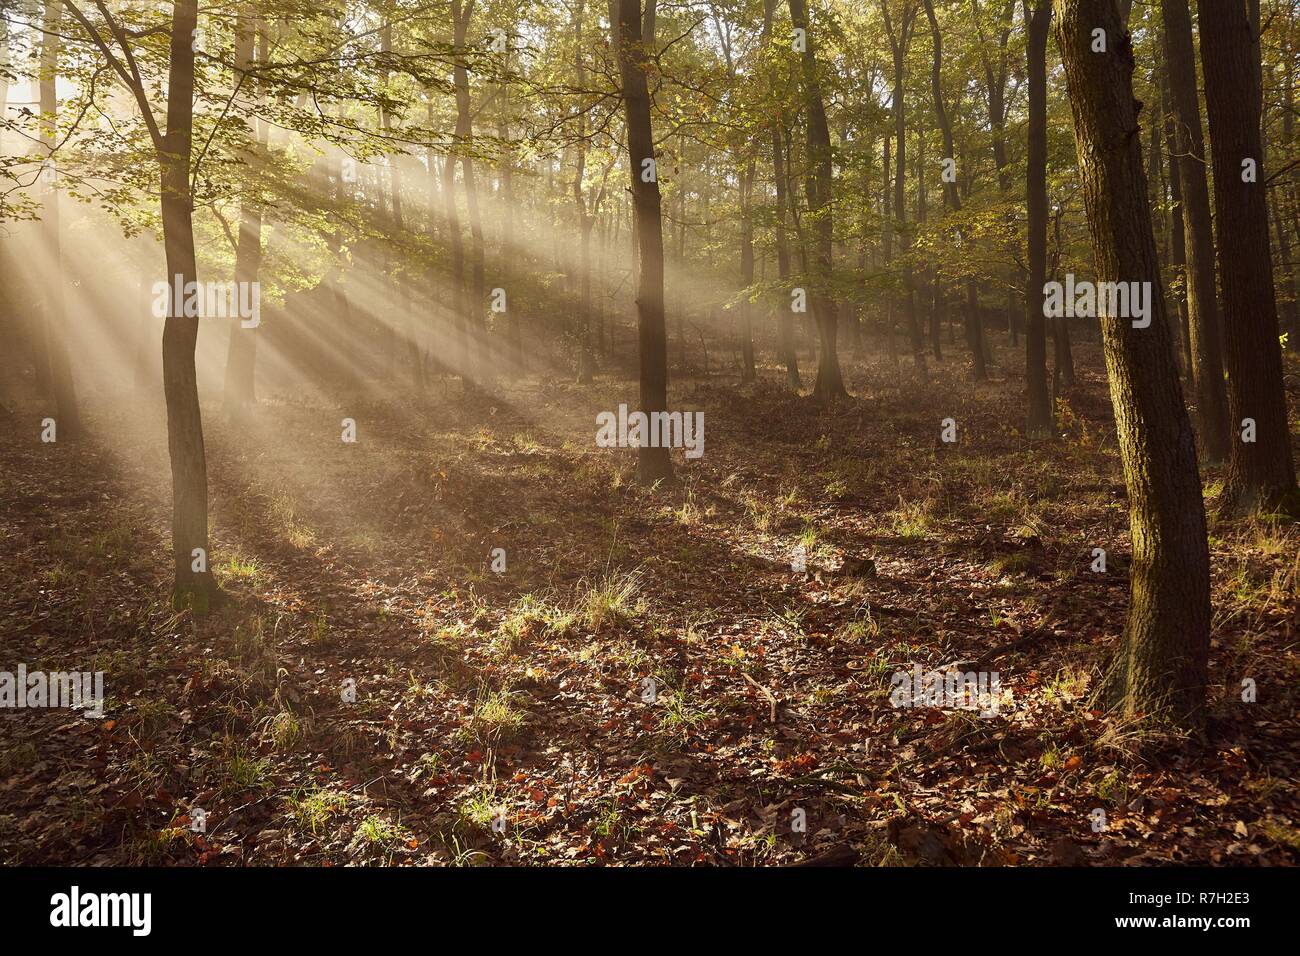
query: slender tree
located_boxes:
[1161,0,1230,462]
[789,0,848,401]
[1023,0,1052,437]
[920,0,986,379]
[881,0,926,376]
[616,0,673,483]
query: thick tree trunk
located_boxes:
[161,0,213,611]
[616,0,673,483]
[1055,0,1210,729]
[1198,0,1298,514]
[1161,0,1230,462]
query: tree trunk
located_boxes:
[442,151,469,385]
[1161,0,1231,462]
[882,0,926,376]
[1055,0,1210,729]
[789,0,847,402]
[922,0,985,381]
[161,0,213,611]
[1159,65,1193,385]
[616,0,673,483]
[739,156,757,382]
[454,1,488,389]
[1197,0,1298,513]
[1024,0,1052,436]
[574,0,596,384]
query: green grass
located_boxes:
[577,569,645,632]
[217,554,262,583]
[888,497,938,540]
[349,814,414,860]
[286,786,349,834]
[218,741,272,795]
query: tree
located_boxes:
[881,0,926,376]
[1054,0,1210,728]
[920,0,986,380]
[64,0,213,610]
[1161,0,1230,462]
[789,0,848,401]
[1197,0,1299,514]
[452,0,488,389]
[615,0,673,483]
[761,0,801,389]
[1023,0,1052,437]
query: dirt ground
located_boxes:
[1,339,1296,866]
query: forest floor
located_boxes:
[1,338,1297,866]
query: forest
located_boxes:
[0,0,1296,872]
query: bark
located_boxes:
[1161,0,1230,462]
[1159,65,1192,383]
[882,0,926,375]
[1055,0,1210,729]
[453,0,488,388]
[1197,0,1298,513]
[160,0,213,610]
[574,0,596,384]
[789,0,847,402]
[739,156,757,381]
[442,138,470,384]
[762,0,800,390]
[1024,0,1052,436]
[496,77,524,371]
[615,0,673,483]
[921,0,985,380]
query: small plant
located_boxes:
[889,497,937,540]
[460,684,526,746]
[577,569,644,632]
[286,786,349,834]
[349,814,413,861]
[218,554,261,582]
[1042,666,1089,706]
[218,740,272,795]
